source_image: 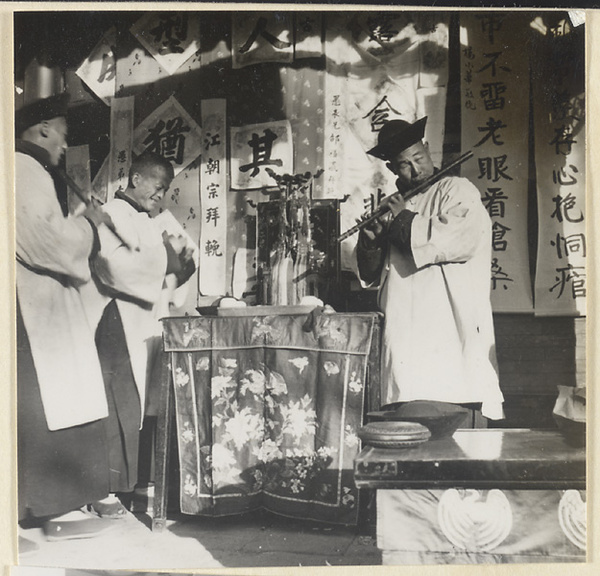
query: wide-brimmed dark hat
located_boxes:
[15,92,69,135]
[367,117,427,161]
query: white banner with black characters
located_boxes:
[460,13,533,313]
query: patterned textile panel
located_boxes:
[163,313,376,525]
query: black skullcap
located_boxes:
[15,92,69,135]
[367,117,428,161]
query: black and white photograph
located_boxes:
[9,5,591,571]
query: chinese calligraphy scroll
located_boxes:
[230,120,293,190]
[533,27,585,316]
[108,96,134,201]
[133,96,203,177]
[130,12,201,75]
[75,27,117,105]
[199,99,228,297]
[325,13,448,271]
[460,13,533,313]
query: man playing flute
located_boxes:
[356,117,504,425]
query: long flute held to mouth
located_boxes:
[335,150,474,243]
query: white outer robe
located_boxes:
[16,151,109,430]
[83,199,183,424]
[375,176,504,419]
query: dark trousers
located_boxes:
[95,300,141,493]
[17,302,109,521]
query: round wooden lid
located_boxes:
[358,421,431,448]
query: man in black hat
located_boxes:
[356,117,504,426]
[16,93,116,546]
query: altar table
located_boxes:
[153,311,381,530]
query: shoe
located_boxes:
[18,535,39,556]
[43,516,116,541]
[88,498,128,519]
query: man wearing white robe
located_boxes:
[16,93,117,543]
[84,151,195,503]
[356,117,504,423]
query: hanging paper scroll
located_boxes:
[325,13,449,272]
[75,27,117,105]
[108,96,134,200]
[232,12,293,68]
[199,99,228,297]
[133,96,203,177]
[230,120,293,190]
[130,12,201,75]
[460,13,533,313]
[533,29,586,316]
[65,145,91,213]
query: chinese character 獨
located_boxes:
[475,117,507,147]
[239,128,283,178]
[143,116,191,165]
[550,193,584,223]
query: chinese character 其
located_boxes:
[239,128,283,178]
